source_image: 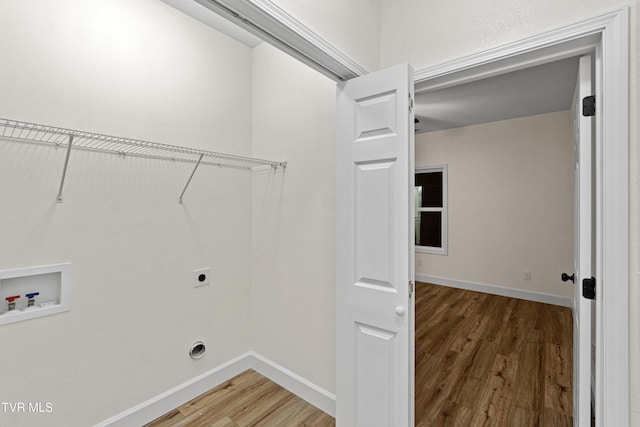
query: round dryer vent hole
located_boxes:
[189,341,206,359]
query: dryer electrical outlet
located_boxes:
[193,268,211,288]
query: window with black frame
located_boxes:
[415,165,447,254]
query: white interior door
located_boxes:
[573,53,594,426]
[336,63,415,427]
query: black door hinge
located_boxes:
[583,277,596,299]
[582,95,596,117]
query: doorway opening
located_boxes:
[412,51,596,426]
[415,37,595,425]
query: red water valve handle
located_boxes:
[5,295,20,302]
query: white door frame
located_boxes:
[189,3,629,425]
[574,53,595,426]
[413,9,629,425]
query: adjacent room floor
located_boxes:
[415,282,573,426]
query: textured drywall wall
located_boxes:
[632,4,640,419]
[0,1,252,425]
[380,0,631,69]
[415,111,574,299]
[251,42,337,393]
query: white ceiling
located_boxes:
[414,57,580,133]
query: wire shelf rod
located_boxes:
[179,153,205,205]
[56,135,74,204]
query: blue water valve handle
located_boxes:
[25,292,40,299]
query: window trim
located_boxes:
[415,165,448,255]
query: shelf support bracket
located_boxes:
[179,153,204,204]
[56,134,74,203]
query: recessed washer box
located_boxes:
[0,263,71,326]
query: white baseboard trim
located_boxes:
[94,352,252,427]
[250,352,336,417]
[416,274,573,308]
[95,352,335,427]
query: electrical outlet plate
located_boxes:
[193,268,210,288]
[524,271,532,281]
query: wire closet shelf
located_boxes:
[0,117,287,204]
[0,118,286,169]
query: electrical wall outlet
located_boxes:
[193,268,211,288]
[524,271,532,281]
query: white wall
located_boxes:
[415,111,574,299]
[0,1,253,425]
[632,5,640,420]
[271,0,381,72]
[251,43,337,393]
[380,0,633,70]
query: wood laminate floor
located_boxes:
[147,282,572,426]
[145,369,335,427]
[415,282,573,426]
